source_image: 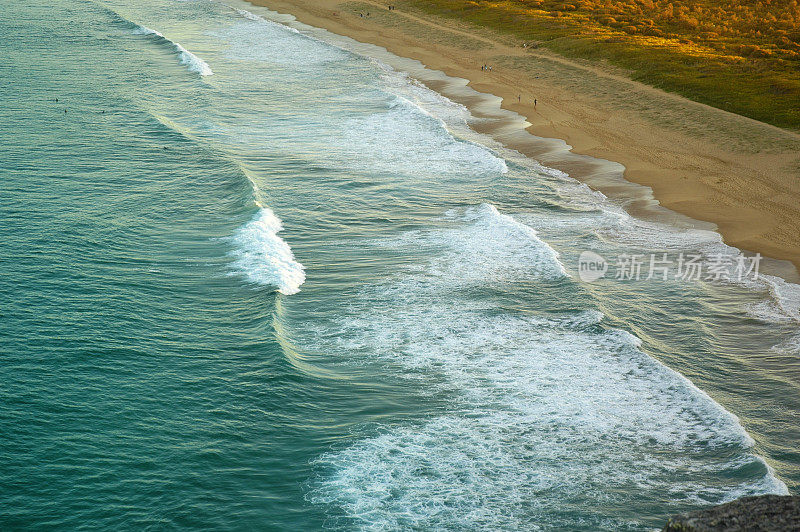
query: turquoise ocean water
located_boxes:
[2,0,800,529]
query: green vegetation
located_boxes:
[401,0,800,129]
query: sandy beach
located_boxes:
[250,0,800,273]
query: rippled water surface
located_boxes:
[2,0,799,529]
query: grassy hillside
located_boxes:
[403,0,800,130]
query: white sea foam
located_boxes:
[601,218,800,323]
[228,208,305,295]
[234,7,263,21]
[132,24,213,76]
[375,204,566,288]
[307,302,788,529]
[335,96,508,177]
[211,16,507,176]
[529,178,800,323]
[299,204,786,528]
[211,19,344,65]
[745,274,800,323]
[310,412,785,531]
[374,67,510,175]
[175,43,213,76]
[378,64,477,129]
[231,6,299,32]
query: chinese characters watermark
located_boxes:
[578,251,761,283]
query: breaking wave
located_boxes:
[228,208,305,295]
[132,24,213,76]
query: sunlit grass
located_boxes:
[403,0,800,129]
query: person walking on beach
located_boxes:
[518,94,521,103]
[534,98,537,108]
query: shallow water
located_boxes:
[1,0,799,529]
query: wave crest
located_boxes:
[132,24,213,76]
[228,208,305,295]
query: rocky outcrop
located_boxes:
[663,495,800,531]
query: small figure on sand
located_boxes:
[534,98,537,108]
[518,94,521,103]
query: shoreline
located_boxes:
[245,0,800,280]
